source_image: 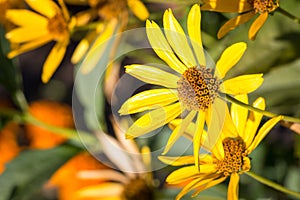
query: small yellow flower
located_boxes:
[0,0,25,31]
[5,0,76,83]
[159,95,283,200]
[70,0,149,73]
[201,0,279,40]
[119,4,263,168]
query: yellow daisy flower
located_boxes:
[5,0,76,83]
[201,0,279,40]
[70,0,149,73]
[119,4,263,168]
[159,95,283,200]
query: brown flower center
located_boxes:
[248,0,279,13]
[47,13,69,40]
[122,178,153,200]
[177,66,220,111]
[216,137,248,177]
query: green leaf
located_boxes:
[0,144,81,200]
[0,26,22,95]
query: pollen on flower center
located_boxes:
[122,178,153,200]
[248,0,279,13]
[47,13,68,40]
[177,66,220,111]
[216,137,248,177]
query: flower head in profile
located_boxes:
[70,0,149,73]
[159,95,282,200]
[50,119,155,200]
[201,0,279,40]
[5,0,75,83]
[119,4,264,168]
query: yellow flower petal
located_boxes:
[6,9,48,27]
[247,116,282,153]
[243,97,265,148]
[215,42,247,79]
[162,110,196,155]
[125,103,182,139]
[78,169,128,184]
[6,27,48,43]
[76,182,123,198]
[7,35,52,58]
[119,89,178,115]
[230,94,248,135]
[191,176,227,198]
[25,0,60,18]
[163,9,196,67]
[217,11,256,39]
[42,40,68,83]
[221,103,239,140]
[146,20,187,74]
[187,4,205,66]
[201,0,253,13]
[80,19,118,74]
[228,173,239,200]
[249,12,268,40]
[159,154,213,166]
[211,137,224,161]
[166,164,217,184]
[127,0,149,21]
[125,64,179,88]
[194,110,205,170]
[220,74,264,95]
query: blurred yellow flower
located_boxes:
[49,119,154,200]
[70,0,149,73]
[119,4,263,168]
[159,95,282,200]
[201,0,279,40]
[25,100,74,149]
[49,152,108,200]
[5,0,76,83]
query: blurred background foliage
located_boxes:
[0,0,299,199]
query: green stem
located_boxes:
[0,108,97,148]
[13,90,28,111]
[222,94,300,123]
[276,7,300,24]
[245,171,300,199]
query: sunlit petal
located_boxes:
[244,97,265,148]
[247,116,282,153]
[230,94,248,135]
[146,20,187,74]
[6,9,48,27]
[220,74,263,95]
[127,0,149,21]
[76,182,123,198]
[194,110,205,170]
[217,11,256,39]
[7,35,52,58]
[119,89,178,115]
[249,12,268,40]
[125,103,182,139]
[42,40,68,83]
[125,64,179,88]
[77,169,128,184]
[191,176,227,197]
[25,0,60,18]
[159,154,213,166]
[6,27,48,43]
[215,42,247,79]
[187,4,205,66]
[163,110,196,155]
[163,9,196,67]
[228,173,239,200]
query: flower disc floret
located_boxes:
[248,0,279,13]
[177,66,220,111]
